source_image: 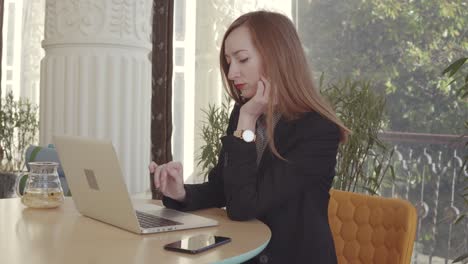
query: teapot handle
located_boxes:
[15,173,29,197]
[17,145,42,197]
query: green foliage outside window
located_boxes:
[298,0,467,134]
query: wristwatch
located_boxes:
[233,129,256,143]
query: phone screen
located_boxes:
[164,234,231,254]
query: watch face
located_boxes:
[242,130,255,142]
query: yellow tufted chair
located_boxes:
[328,189,417,264]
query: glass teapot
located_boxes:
[16,162,64,208]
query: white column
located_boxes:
[40,0,152,194]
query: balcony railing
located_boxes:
[379,131,467,263]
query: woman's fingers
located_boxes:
[173,161,183,172]
[168,167,183,185]
[260,76,270,86]
[256,80,265,98]
[260,76,270,99]
[167,162,183,183]
[154,164,161,189]
[174,162,183,183]
[160,165,168,194]
[153,161,184,196]
[149,161,158,173]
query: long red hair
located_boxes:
[219,11,350,158]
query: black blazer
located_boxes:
[164,104,339,264]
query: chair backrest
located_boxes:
[328,189,417,264]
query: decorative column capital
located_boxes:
[44,0,152,50]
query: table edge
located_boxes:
[215,239,270,264]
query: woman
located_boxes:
[150,11,350,264]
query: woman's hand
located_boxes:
[237,76,271,130]
[149,161,186,202]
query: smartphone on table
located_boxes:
[164,234,231,254]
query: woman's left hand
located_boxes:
[237,76,271,130]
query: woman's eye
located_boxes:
[240,58,249,63]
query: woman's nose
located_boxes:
[227,63,240,80]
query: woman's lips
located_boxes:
[235,84,246,90]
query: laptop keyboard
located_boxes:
[136,210,183,229]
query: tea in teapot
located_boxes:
[17,162,64,208]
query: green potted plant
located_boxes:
[197,95,231,181]
[0,91,39,198]
[319,77,395,194]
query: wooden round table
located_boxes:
[0,197,271,264]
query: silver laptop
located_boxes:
[54,135,218,234]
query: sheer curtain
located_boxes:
[20,0,44,104]
[0,0,44,103]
